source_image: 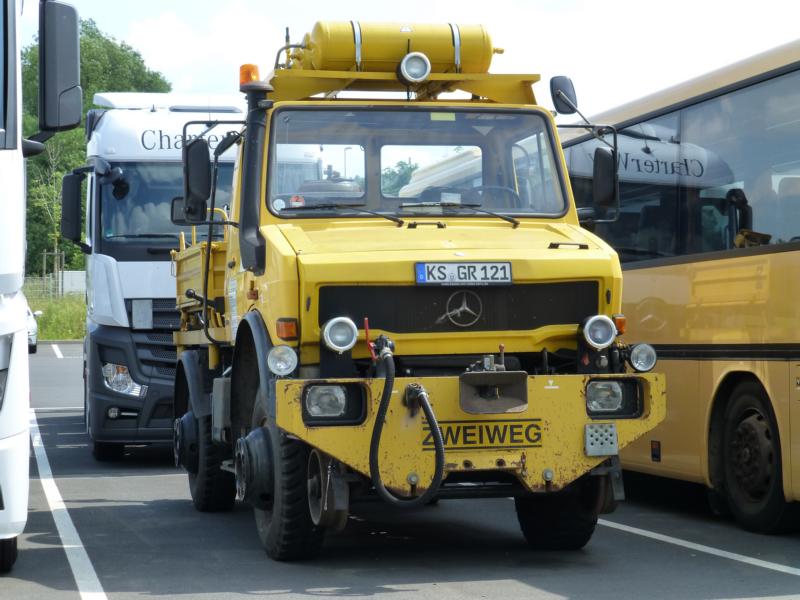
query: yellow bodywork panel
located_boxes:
[276,373,665,496]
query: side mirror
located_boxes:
[61,172,84,244]
[182,138,211,223]
[550,76,578,115]
[171,197,188,225]
[38,0,82,133]
[592,147,618,209]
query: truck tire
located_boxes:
[0,537,18,573]
[722,382,800,533]
[251,397,324,561]
[189,414,235,512]
[515,478,599,550]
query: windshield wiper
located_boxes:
[399,202,520,228]
[105,233,180,240]
[282,203,404,227]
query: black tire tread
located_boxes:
[189,415,235,512]
[259,430,324,561]
[722,382,800,533]
[515,481,598,550]
[0,537,18,573]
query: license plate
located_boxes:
[415,262,512,285]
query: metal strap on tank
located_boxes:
[449,23,462,73]
[351,21,363,71]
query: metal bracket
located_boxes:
[585,422,619,456]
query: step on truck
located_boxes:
[60,93,243,460]
[170,21,667,560]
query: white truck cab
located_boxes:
[62,93,242,460]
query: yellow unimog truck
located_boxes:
[170,21,666,561]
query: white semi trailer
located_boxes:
[0,0,81,572]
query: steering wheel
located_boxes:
[464,185,522,207]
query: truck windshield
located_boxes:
[268,108,566,219]
[100,161,234,242]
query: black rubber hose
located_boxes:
[369,350,446,507]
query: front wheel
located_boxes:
[722,382,799,533]
[0,537,18,573]
[515,477,600,550]
[250,398,324,561]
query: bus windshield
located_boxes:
[100,161,234,242]
[268,108,566,219]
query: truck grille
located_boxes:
[125,299,179,380]
[318,281,599,333]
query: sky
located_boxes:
[19,0,800,117]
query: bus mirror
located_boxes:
[39,0,82,133]
[182,138,211,223]
[61,172,83,244]
[550,76,578,115]
[592,147,618,209]
[171,197,188,225]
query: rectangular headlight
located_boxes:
[302,383,366,426]
[101,362,147,397]
[586,379,642,418]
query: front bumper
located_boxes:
[86,324,175,444]
[276,373,666,496]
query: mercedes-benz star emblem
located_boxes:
[436,290,483,327]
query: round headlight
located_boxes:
[398,52,432,84]
[321,317,358,354]
[267,345,298,376]
[629,343,657,372]
[583,315,617,350]
[306,385,347,418]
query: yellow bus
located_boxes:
[561,39,800,533]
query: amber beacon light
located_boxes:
[239,64,261,90]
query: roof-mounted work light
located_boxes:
[397,52,432,85]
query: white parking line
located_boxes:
[52,344,63,359]
[599,518,800,577]
[30,409,109,600]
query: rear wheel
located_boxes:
[722,382,800,533]
[515,477,600,550]
[250,394,324,561]
[188,414,235,512]
[0,537,18,573]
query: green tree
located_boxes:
[381,160,418,196]
[22,19,171,275]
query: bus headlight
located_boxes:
[629,344,657,372]
[582,315,617,350]
[267,345,298,376]
[101,362,147,397]
[305,385,347,418]
[321,317,358,354]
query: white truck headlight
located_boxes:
[101,362,147,397]
[267,345,298,376]
[629,343,657,372]
[305,385,347,418]
[582,315,617,350]
[586,380,624,413]
[321,317,358,353]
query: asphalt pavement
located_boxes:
[3,342,799,599]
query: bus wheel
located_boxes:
[0,537,18,573]
[250,394,324,561]
[515,476,599,550]
[188,414,235,512]
[722,382,799,533]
